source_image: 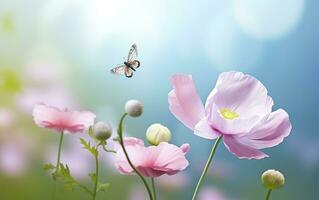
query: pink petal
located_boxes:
[208,104,259,135]
[153,142,189,171]
[223,135,268,159]
[194,117,221,139]
[168,74,205,130]
[180,144,190,153]
[122,137,145,147]
[33,103,61,130]
[32,103,96,133]
[115,144,148,175]
[115,138,189,177]
[67,110,96,132]
[237,109,292,149]
[205,71,273,119]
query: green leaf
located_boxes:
[43,163,55,171]
[88,126,95,139]
[54,163,93,195]
[80,138,97,156]
[88,173,97,183]
[57,164,76,190]
[97,183,110,192]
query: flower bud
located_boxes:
[125,99,143,117]
[261,169,285,189]
[146,123,171,145]
[93,121,112,141]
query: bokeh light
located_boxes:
[233,0,305,40]
[0,0,318,199]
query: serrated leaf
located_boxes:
[54,163,93,195]
[80,138,97,156]
[88,173,97,183]
[97,183,110,192]
[43,163,55,171]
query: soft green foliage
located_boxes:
[43,134,113,198]
[43,163,55,171]
[57,164,77,191]
[89,173,97,183]
[97,183,110,192]
[88,126,96,140]
[57,163,93,195]
[80,137,98,157]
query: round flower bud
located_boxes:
[261,169,285,189]
[93,121,112,141]
[125,99,143,117]
[146,123,171,145]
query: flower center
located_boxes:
[219,108,239,120]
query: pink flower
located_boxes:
[115,137,189,177]
[32,103,96,133]
[168,71,292,159]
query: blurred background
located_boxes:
[0,0,318,199]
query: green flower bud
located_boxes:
[261,169,285,189]
[146,123,171,145]
[93,121,112,141]
[125,99,143,117]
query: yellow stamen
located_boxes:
[219,108,239,120]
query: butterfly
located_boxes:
[110,44,140,78]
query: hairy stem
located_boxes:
[191,136,223,200]
[118,113,153,200]
[92,148,99,200]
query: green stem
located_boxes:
[92,148,99,200]
[151,178,157,200]
[265,189,272,200]
[118,113,154,200]
[191,136,223,200]
[55,131,64,176]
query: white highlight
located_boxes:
[233,0,305,40]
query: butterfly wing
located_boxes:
[127,60,140,69]
[124,67,134,78]
[110,65,126,75]
[127,44,138,62]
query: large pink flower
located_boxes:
[115,137,189,177]
[33,103,96,133]
[168,71,292,159]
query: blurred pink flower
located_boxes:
[0,108,15,128]
[115,137,189,177]
[168,71,292,159]
[0,135,32,176]
[32,103,96,133]
[198,187,229,200]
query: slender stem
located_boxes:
[151,178,157,200]
[118,113,154,200]
[55,131,64,176]
[191,136,223,200]
[52,131,64,200]
[265,189,272,200]
[92,148,99,200]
